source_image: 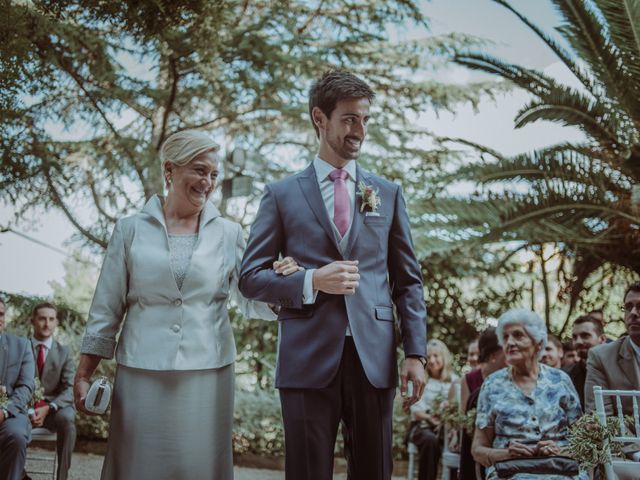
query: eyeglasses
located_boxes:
[622,303,640,313]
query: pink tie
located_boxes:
[329,169,350,236]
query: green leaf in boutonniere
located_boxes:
[0,385,8,409]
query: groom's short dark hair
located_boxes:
[308,71,375,138]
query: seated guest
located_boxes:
[568,315,606,409]
[467,338,480,371]
[409,339,458,480]
[0,299,35,480]
[541,334,564,369]
[458,327,506,480]
[29,303,76,480]
[585,282,640,416]
[561,341,579,369]
[472,309,586,480]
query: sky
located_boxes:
[0,0,586,296]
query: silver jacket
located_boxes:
[81,195,275,371]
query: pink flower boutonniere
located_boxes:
[357,181,381,213]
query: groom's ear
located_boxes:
[311,106,327,131]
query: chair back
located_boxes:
[593,386,640,480]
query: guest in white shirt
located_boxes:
[409,339,459,480]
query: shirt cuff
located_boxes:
[302,269,319,305]
[48,402,58,413]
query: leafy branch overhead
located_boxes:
[1,0,488,250]
[425,0,640,325]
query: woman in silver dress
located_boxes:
[73,130,300,480]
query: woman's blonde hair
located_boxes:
[426,338,454,382]
[160,130,220,168]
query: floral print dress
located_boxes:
[475,363,588,480]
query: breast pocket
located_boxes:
[363,215,388,226]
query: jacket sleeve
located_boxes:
[6,337,35,417]
[585,347,611,414]
[387,185,427,358]
[50,345,75,409]
[239,184,306,309]
[81,219,128,359]
[230,223,277,321]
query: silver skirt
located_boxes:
[100,363,234,480]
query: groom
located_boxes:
[239,71,427,480]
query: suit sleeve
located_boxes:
[81,219,128,359]
[585,348,611,414]
[387,185,427,358]
[230,223,277,321]
[50,346,75,409]
[6,338,35,417]
[239,184,306,309]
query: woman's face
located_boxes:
[427,350,444,378]
[165,151,219,210]
[467,340,479,369]
[502,323,539,366]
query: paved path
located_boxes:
[26,449,406,479]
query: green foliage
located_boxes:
[423,0,640,330]
[567,411,629,473]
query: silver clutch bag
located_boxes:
[84,377,112,415]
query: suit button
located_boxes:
[174,299,182,306]
[172,324,181,333]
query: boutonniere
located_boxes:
[357,181,381,213]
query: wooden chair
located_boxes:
[26,427,57,479]
[594,385,640,480]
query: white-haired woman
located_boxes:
[73,130,300,480]
[409,339,458,480]
[472,309,586,480]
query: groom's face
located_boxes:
[317,97,371,161]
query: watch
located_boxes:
[408,355,427,368]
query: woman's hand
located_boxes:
[273,256,303,276]
[507,441,537,458]
[536,439,561,456]
[74,376,96,415]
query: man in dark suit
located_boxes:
[29,303,76,480]
[0,299,35,480]
[567,314,607,409]
[586,282,640,415]
[240,71,427,480]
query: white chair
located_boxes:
[594,386,640,480]
[26,427,57,479]
[442,383,461,480]
[407,440,418,480]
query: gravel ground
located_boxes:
[26,449,406,480]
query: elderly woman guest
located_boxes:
[472,309,586,480]
[73,130,299,480]
[410,339,459,480]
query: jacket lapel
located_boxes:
[0,335,7,385]
[297,165,341,254]
[618,337,638,387]
[344,166,370,258]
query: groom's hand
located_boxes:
[312,260,360,295]
[400,358,426,409]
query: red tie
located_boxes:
[37,344,45,378]
[329,169,350,236]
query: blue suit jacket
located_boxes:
[0,333,35,417]
[239,164,427,389]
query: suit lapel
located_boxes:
[618,337,638,387]
[297,165,341,254]
[0,336,7,385]
[344,166,369,258]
